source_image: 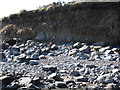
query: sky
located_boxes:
[0,0,74,18]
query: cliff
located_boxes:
[0,2,120,45]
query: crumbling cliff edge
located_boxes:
[0,2,120,45]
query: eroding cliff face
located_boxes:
[0,2,120,45]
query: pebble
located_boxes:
[1,40,120,89]
[42,65,57,72]
[55,81,67,88]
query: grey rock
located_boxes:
[1,43,9,50]
[55,81,67,88]
[105,83,119,90]
[73,42,82,48]
[65,79,75,85]
[105,50,115,54]
[26,40,33,45]
[48,84,56,89]
[99,46,110,52]
[39,55,46,59]
[29,60,39,65]
[74,76,88,82]
[48,73,63,81]
[51,44,58,50]
[70,71,80,76]
[31,53,39,59]
[96,74,114,84]
[76,63,83,68]
[42,65,57,72]
[85,64,97,69]
[0,52,6,59]
[6,81,20,89]
[68,49,78,56]
[79,45,90,53]
[18,53,26,61]
[35,32,47,41]
[18,77,31,86]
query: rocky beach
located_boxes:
[0,1,120,90]
[0,39,120,90]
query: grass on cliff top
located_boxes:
[2,1,81,20]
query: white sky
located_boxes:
[0,0,74,18]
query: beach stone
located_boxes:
[1,43,9,50]
[48,83,55,89]
[39,55,46,59]
[74,76,88,82]
[26,40,33,45]
[0,75,13,84]
[55,81,67,88]
[96,74,114,84]
[79,45,90,53]
[18,77,31,86]
[48,73,63,81]
[51,44,58,50]
[105,50,115,54]
[18,53,26,61]
[0,52,6,59]
[70,71,80,76]
[68,49,78,56]
[64,79,75,85]
[42,65,57,72]
[73,42,82,48]
[6,81,20,89]
[99,46,110,52]
[76,63,83,68]
[85,64,97,69]
[29,60,39,65]
[31,53,39,59]
[105,83,118,90]
[6,38,17,46]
